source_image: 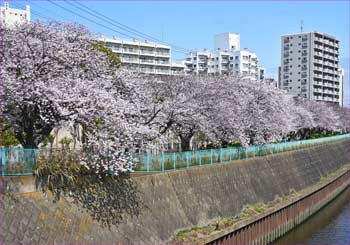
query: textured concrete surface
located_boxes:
[2,139,350,244]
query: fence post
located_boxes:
[229,148,232,161]
[219,148,222,163]
[199,151,202,166]
[238,147,241,160]
[210,149,213,165]
[1,148,5,176]
[173,152,176,170]
[161,152,165,172]
[146,153,150,173]
[186,152,189,168]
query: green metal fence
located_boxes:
[1,134,350,176]
[132,134,350,173]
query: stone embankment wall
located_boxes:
[2,139,350,244]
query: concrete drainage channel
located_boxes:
[198,168,350,245]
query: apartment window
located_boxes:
[216,57,219,61]
[230,57,233,60]
[235,56,239,60]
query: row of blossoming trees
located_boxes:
[1,21,350,173]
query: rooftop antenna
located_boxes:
[300,20,304,33]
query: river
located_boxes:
[273,187,350,244]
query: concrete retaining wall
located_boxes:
[2,139,350,244]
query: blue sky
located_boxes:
[10,0,350,106]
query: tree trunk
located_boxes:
[180,136,192,152]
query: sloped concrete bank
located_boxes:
[2,139,350,244]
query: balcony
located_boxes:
[314,59,323,64]
[123,48,139,54]
[140,50,155,55]
[323,90,333,95]
[110,47,122,52]
[324,68,334,74]
[140,68,155,73]
[155,61,170,66]
[221,59,229,64]
[155,69,170,75]
[324,54,334,60]
[314,51,323,57]
[314,66,322,72]
[323,82,334,87]
[140,60,154,65]
[314,88,323,93]
[121,58,139,63]
[155,51,170,57]
[314,74,323,79]
[314,81,323,86]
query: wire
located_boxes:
[12,1,189,55]
[65,0,189,53]
[47,0,139,40]
[30,1,69,20]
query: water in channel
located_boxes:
[273,187,350,244]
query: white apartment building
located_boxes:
[184,33,265,80]
[279,31,343,105]
[1,1,30,27]
[339,67,345,107]
[97,36,185,76]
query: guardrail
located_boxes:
[1,134,349,176]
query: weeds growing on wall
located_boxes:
[35,148,143,228]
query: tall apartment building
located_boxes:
[1,1,30,27]
[183,33,265,80]
[97,36,185,76]
[279,32,343,105]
